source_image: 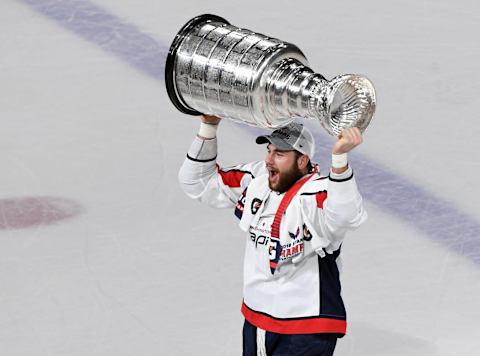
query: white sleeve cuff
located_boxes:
[331,153,348,169]
[197,122,218,139]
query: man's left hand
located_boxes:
[332,127,363,155]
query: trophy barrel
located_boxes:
[165,14,310,128]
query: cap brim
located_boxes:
[255,135,295,151]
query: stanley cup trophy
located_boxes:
[165,14,376,136]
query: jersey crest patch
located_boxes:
[303,224,312,241]
[251,198,262,215]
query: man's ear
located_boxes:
[297,154,309,170]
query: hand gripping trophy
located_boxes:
[165,14,376,136]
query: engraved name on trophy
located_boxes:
[165,14,376,136]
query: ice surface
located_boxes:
[1,0,479,355]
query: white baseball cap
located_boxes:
[256,122,315,158]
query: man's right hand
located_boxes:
[201,115,222,125]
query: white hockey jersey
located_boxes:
[178,136,367,335]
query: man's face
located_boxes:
[265,144,304,193]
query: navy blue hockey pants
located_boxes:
[243,320,338,356]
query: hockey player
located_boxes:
[178,114,367,356]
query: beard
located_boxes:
[268,164,304,193]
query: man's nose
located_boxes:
[265,152,273,165]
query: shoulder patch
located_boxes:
[217,165,254,188]
[300,190,328,208]
[316,191,328,208]
[234,187,248,220]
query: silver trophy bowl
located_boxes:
[165,14,376,135]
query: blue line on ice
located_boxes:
[20,0,480,264]
[20,0,168,80]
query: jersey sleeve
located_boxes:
[178,136,265,209]
[324,167,367,232]
[301,166,367,256]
